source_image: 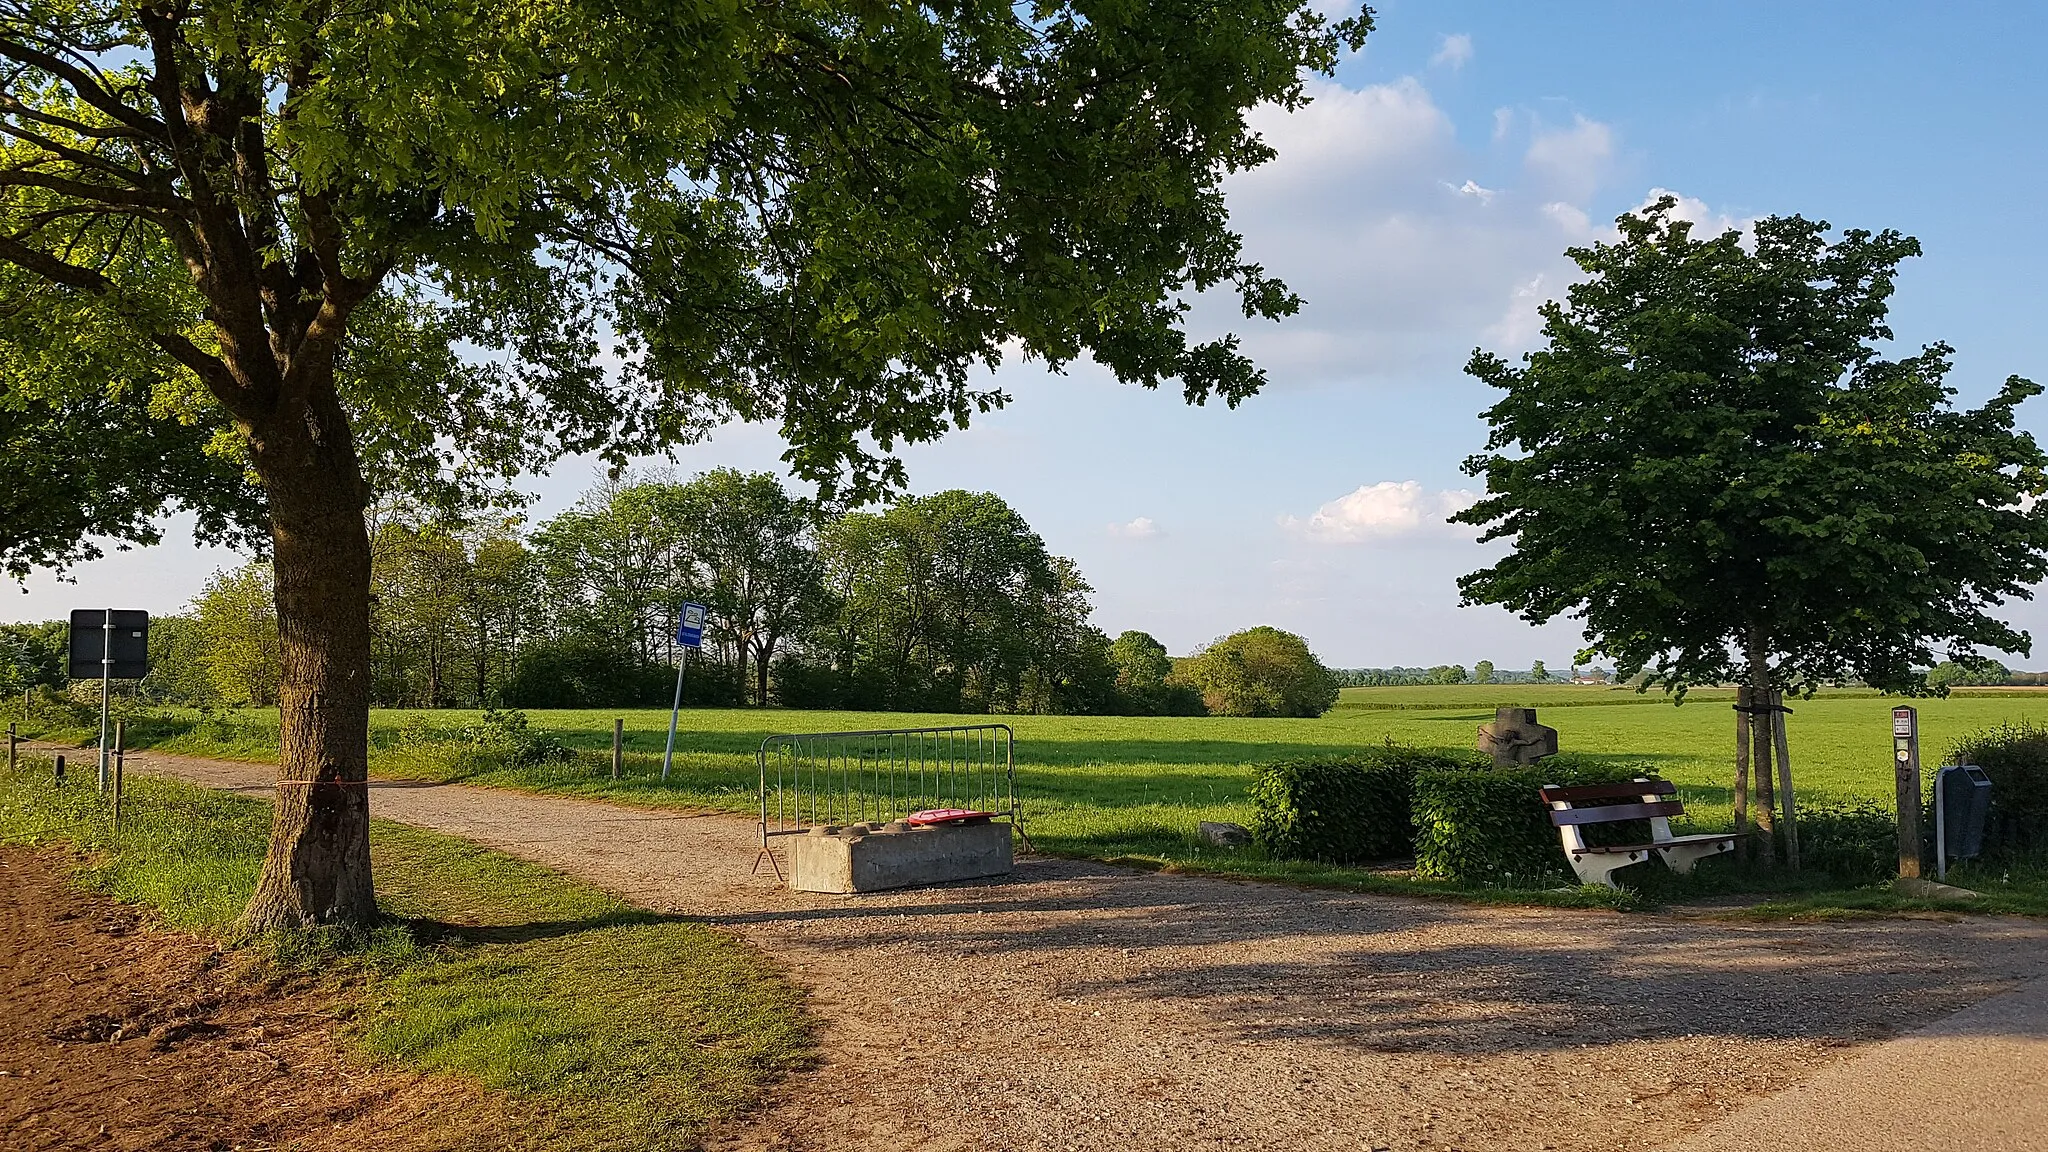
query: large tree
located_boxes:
[1456,200,2048,755]
[0,0,1366,929]
[670,469,821,706]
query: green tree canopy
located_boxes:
[1173,626,1338,717]
[1455,198,2048,700]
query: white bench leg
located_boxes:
[1567,849,1649,888]
[1657,841,1735,875]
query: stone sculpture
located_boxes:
[1477,706,1558,767]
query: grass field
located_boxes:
[14,681,2048,908]
[21,682,2048,860]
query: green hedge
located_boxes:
[1795,800,1896,886]
[1249,747,1487,864]
[1412,757,1659,887]
[1947,721,2048,860]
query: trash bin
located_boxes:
[1936,764,1993,863]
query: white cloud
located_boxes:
[1107,516,1163,539]
[1281,481,1479,544]
[1189,78,1623,385]
[1453,179,1497,204]
[1431,33,1474,71]
[1524,115,1615,203]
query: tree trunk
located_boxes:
[238,377,377,935]
[1745,626,1777,866]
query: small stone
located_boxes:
[810,824,840,837]
[845,823,873,837]
[1198,821,1251,848]
[881,821,911,833]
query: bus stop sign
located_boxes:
[674,602,707,650]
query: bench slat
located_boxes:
[1547,800,1684,826]
[1539,780,1676,803]
[1573,834,1740,855]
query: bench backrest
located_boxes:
[1539,779,1681,827]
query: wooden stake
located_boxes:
[53,754,64,784]
[6,721,15,774]
[1733,688,1751,854]
[612,718,624,781]
[1752,699,1777,866]
[1772,694,1799,872]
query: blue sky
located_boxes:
[11,1,2048,670]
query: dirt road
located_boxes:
[118,749,2048,1152]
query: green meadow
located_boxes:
[37,682,2048,871]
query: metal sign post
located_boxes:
[1893,706,1922,879]
[67,609,148,796]
[661,602,707,783]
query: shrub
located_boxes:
[1249,747,1487,864]
[1795,800,1896,886]
[462,709,573,767]
[1946,721,2048,860]
[1171,627,1340,718]
[1412,757,1658,887]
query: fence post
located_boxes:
[6,721,15,774]
[114,720,126,830]
[54,754,64,784]
[612,718,623,781]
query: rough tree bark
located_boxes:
[238,364,378,933]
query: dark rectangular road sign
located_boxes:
[67,610,149,680]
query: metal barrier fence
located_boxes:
[755,724,1027,874]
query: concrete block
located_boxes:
[787,820,1014,893]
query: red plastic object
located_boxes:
[906,808,997,826]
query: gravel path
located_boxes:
[116,749,2048,1152]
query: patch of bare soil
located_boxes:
[0,848,508,1152]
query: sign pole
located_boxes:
[661,649,688,783]
[1894,706,1922,879]
[661,602,708,784]
[97,608,112,794]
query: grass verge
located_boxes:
[0,753,810,1151]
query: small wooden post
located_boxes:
[53,754,64,784]
[113,720,125,830]
[1894,706,1922,879]
[1771,692,1799,872]
[6,721,15,774]
[612,718,624,781]
[1732,688,1751,854]
[1752,696,1777,866]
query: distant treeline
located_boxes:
[1331,660,1595,686]
[0,472,1344,719]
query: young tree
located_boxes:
[1457,199,2048,840]
[195,562,281,707]
[1473,659,1495,685]
[1529,659,1550,682]
[0,0,1367,930]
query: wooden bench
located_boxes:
[1540,778,1738,888]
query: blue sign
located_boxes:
[675,602,707,649]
